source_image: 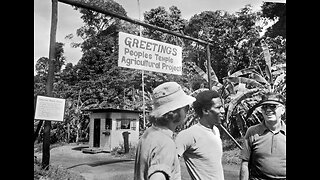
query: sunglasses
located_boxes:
[261,104,279,111]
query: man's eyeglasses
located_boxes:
[261,104,279,111]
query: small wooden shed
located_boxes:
[84,108,142,152]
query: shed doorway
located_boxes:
[93,118,100,147]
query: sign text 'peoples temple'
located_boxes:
[118,32,182,75]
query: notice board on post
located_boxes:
[118,32,183,75]
[34,96,66,122]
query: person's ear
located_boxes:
[281,106,286,114]
[278,105,285,115]
[202,108,210,115]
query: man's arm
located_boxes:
[239,160,249,180]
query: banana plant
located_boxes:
[221,41,286,137]
[182,39,285,138]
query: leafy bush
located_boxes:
[222,148,241,165]
[222,138,243,165]
[222,138,244,151]
[110,143,136,159]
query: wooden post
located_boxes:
[42,0,58,170]
[137,0,146,129]
[34,96,43,144]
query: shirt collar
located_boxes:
[151,125,174,138]
[197,122,219,134]
[197,122,212,130]
[279,120,286,135]
[260,120,286,135]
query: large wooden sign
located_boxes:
[118,32,183,75]
[34,96,66,122]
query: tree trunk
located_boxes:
[76,123,80,143]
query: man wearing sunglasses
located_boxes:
[239,92,286,180]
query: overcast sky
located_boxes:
[34,0,280,74]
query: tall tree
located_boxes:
[142,6,197,90]
[34,42,66,97]
[35,42,66,77]
[261,2,286,38]
[184,5,263,83]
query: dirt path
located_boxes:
[34,143,239,180]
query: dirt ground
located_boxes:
[34,143,239,180]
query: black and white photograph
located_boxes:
[34,0,286,179]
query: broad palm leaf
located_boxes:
[225,88,260,125]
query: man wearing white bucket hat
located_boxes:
[134,82,196,180]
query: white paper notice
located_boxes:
[34,96,66,122]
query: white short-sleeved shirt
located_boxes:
[175,123,224,180]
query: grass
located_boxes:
[34,142,87,180]
[34,156,86,180]
[222,138,243,165]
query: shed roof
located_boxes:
[83,108,145,114]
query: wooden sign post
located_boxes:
[39,0,58,170]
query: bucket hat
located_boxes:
[150,82,196,117]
